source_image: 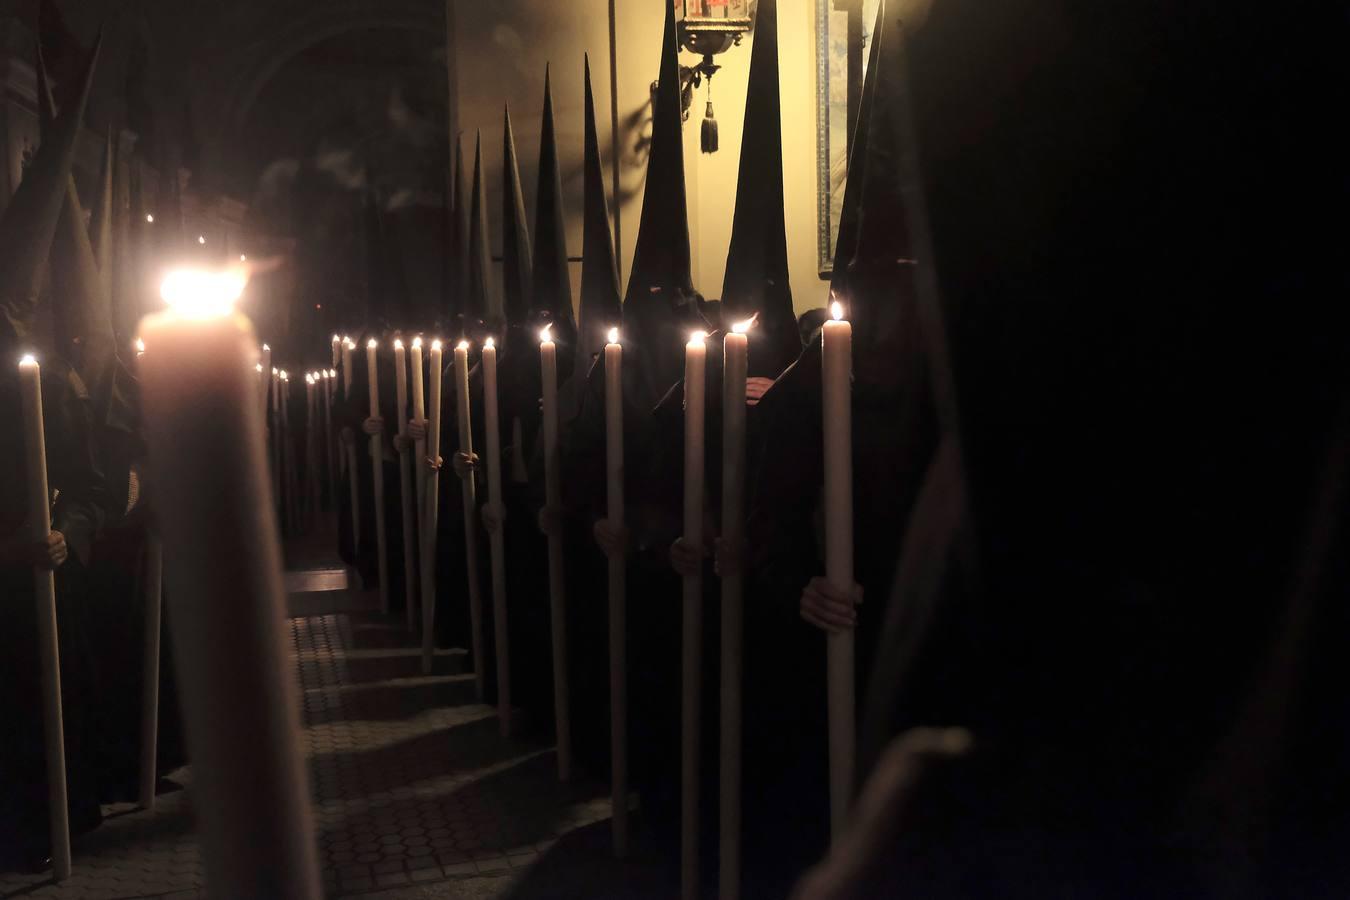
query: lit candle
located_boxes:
[453,339,485,695]
[539,325,570,781]
[136,337,146,358]
[281,371,300,532]
[822,300,854,837]
[321,371,335,513]
[681,330,708,895]
[270,367,282,513]
[17,354,72,881]
[413,338,434,666]
[341,337,354,400]
[481,337,511,736]
[138,269,320,897]
[366,339,390,615]
[260,343,271,414]
[305,374,318,521]
[604,326,628,858]
[331,334,340,369]
[418,340,445,674]
[720,316,753,899]
[393,339,418,632]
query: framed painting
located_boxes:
[815,0,879,277]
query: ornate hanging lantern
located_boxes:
[674,0,756,153]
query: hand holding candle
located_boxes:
[453,339,485,696]
[394,340,418,632]
[540,325,571,781]
[481,337,511,736]
[603,326,628,858]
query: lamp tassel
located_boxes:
[701,98,718,155]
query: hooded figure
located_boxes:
[0,33,110,864]
[466,132,496,323]
[620,0,705,410]
[719,0,801,380]
[575,54,623,373]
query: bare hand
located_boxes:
[669,537,706,577]
[481,504,506,534]
[714,536,743,578]
[452,452,479,480]
[393,433,413,453]
[35,531,68,570]
[361,416,384,436]
[800,576,862,633]
[537,506,563,537]
[746,376,774,407]
[425,454,444,472]
[593,519,629,559]
[407,418,428,441]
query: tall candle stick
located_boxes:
[139,269,320,898]
[281,371,299,534]
[341,337,354,400]
[412,339,434,667]
[270,367,282,514]
[481,337,511,736]
[322,371,335,514]
[260,343,272,416]
[367,339,390,615]
[343,340,361,553]
[681,331,708,899]
[18,354,71,881]
[308,374,321,520]
[394,340,418,632]
[539,326,570,781]
[418,340,445,674]
[331,334,340,369]
[139,534,162,812]
[454,340,485,696]
[720,318,752,900]
[822,301,855,837]
[604,327,628,859]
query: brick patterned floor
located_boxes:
[0,583,609,899]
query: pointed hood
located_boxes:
[501,106,533,327]
[577,54,622,371]
[623,0,702,406]
[0,37,99,348]
[115,152,146,344]
[844,4,916,364]
[467,131,496,323]
[721,0,799,377]
[90,130,115,300]
[831,1,886,295]
[449,133,471,318]
[532,65,577,343]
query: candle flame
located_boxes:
[240,254,247,262]
[197,235,206,245]
[135,338,146,353]
[689,330,708,344]
[280,370,289,381]
[831,301,844,321]
[539,324,553,344]
[305,373,314,385]
[328,369,336,378]
[434,340,446,352]
[271,367,278,376]
[145,214,154,223]
[343,335,351,343]
[412,337,423,349]
[394,338,404,350]
[255,363,263,372]
[607,327,620,345]
[731,313,758,335]
[367,338,377,350]
[454,340,468,352]
[332,335,339,343]
[160,268,247,318]
[262,343,270,351]
[19,353,36,367]
[484,337,495,349]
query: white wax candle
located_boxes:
[321,371,335,510]
[410,338,428,578]
[366,339,390,614]
[342,338,354,399]
[331,334,340,368]
[394,340,417,630]
[720,319,751,899]
[539,327,570,780]
[680,331,707,896]
[18,355,72,880]
[822,301,854,838]
[138,270,320,898]
[452,340,485,696]
[421,340,446,675]
[603,327,627,858]
[481,337,511,736]
[260,343,272,415]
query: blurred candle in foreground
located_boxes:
[539,325,570,780]
[680,330,708,896]
[822,300,854,838]
[18,354,71,881]
[453,339,485,694]
[331,334,340,368]
[366,339,390,614]
[480,337,511,736]
[720,316,753,899]
[341,337,354,399]
[604,327,627,858]
[260,343,271,414]
[393,340,417,631]
[138,269,320,898]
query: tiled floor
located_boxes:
[0,549,615,899]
